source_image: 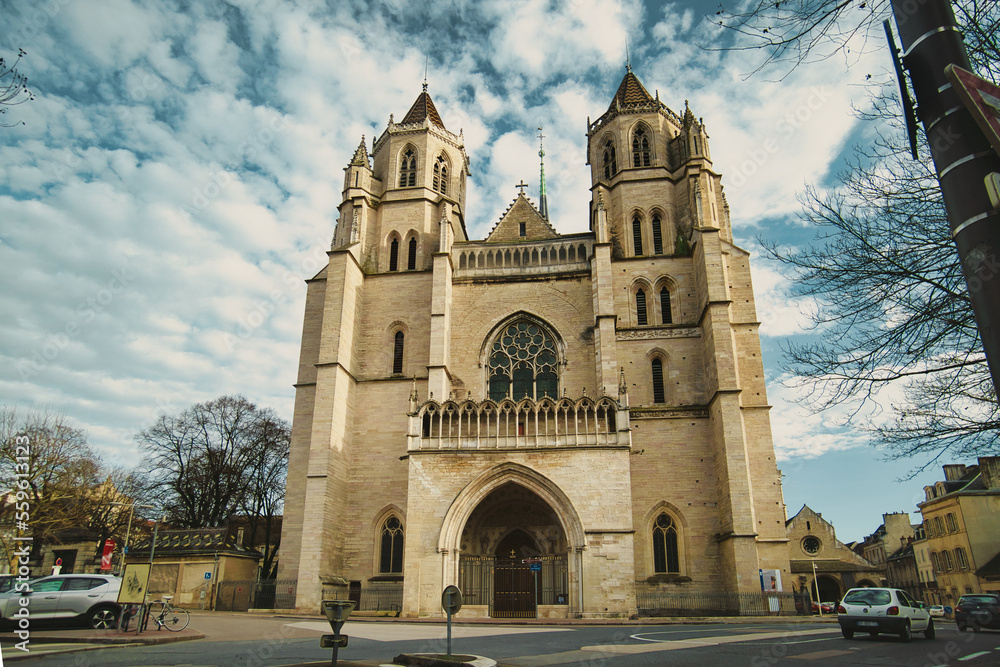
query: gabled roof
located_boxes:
[400,89,445,128]
[976,549,1000,577]
[484,193,558,243]
[607,69,655,113]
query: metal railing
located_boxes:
[354,583,403,613]
[216,579,297,611]
[635,590,808,617]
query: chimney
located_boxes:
[979,457,1000,489]
[943,464,967,481]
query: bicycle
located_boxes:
[149,596,191,632]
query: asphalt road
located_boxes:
[4,613,1000,666]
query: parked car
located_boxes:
[0,574,122,629]
[955,593,1000,632]
[928,605,946,618]
[811,601,837,614]
[837,587,935,641]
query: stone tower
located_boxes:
[278,68,790,618]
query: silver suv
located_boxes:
[0,574,122,629]
[837,587,934,641]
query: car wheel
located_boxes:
[841,627,854,639]
[957,623,967,632]
[900,620,912,642]
[88,605,119,630]
[869,631,878,637]
[924,619,935,640]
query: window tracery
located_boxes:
[487,321,558,401]
[653,513,679,573]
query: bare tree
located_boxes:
[0,406,101,560]
[136,395,289,570]
[0,48,34,127]
[715,0,1000,468]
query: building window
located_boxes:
[392,331,404,375]
[433,156,448,194]
[380,516,404,574]
[802,536,821,555]
[407,237,417,270]
[934,516,944,536]
[652,513,679,573]
[632,215,643,256]
[603,139,617,179]
[652,214,663,254]
[946,513,958,532]
[942,551,953,571]
[651,357,665,404]
[632,125,651,167]
[389,238,399,272]
[487,320,558,401]
[519,221,526,237]
[955,548,969,570]
[930,552,939,573]
[399,149,416,187]
[660,288,672,324]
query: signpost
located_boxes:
[441,585,463,657]
[320,600,355,666]
[529,561,541,615]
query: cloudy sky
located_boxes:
[0,0,952,543]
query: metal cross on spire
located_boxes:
[516,180,529,195]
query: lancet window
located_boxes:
[652,513,679,573]
[602,139,617,179]
[399,149,416,187]
[433,155,448,194]
[632,125,651,167]
[379,516,404,574]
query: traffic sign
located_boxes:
[442,585,463,614]
[204,572,212,580]
[946,64,1000,158]
[530,562,541,572]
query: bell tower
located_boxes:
[334,84,471,274]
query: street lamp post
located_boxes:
[109,502,154,576]
[812,559,823,617]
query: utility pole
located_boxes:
[889,0,1000,395]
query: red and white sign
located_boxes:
[946,64,1000,158]
[101,538,116,572]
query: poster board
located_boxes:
[117,563,152,604]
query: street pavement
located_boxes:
[3,612,1000,666]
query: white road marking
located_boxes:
[584,628,840,655]
[958,652,991,661]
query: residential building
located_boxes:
[919,457,1000,603]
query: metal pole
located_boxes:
[446,607,453,657]
[890,0,1000,395]
[812,560,822,616]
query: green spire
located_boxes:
[538,127,549,221]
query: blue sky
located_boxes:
[0,0,953,544]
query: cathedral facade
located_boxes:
[278,68,791,618]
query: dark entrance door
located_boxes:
[491,530,537,619]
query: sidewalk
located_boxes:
[1,624,204,662]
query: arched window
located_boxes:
[651,357,664,403]
[392,331,404,374]
[632,125,651,167]
[660,288,672,324]
[652,513,679,573]
[389,238,399,272]
[632,215,643,256]
[602,139,617,179]
[487,320,558,401]
[652,214,663,255]
[379,516,404,574]
[407,237,417,270]
[433,155,448,194]
[636,289,647,326]
[399,149,416,187]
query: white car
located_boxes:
[928,605,946,618]
[837,587,935,641]
[0,574,122,629]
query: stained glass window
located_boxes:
[488,321,558,401]
[380,516,404,574]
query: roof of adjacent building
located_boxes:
[128,527,262,559]
[400,89,445,128]
[976,549,1000,577]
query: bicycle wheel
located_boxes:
[161,607,190,632]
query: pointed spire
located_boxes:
[607,68,654,113]
[537,126,549,221]
[625,38,631,72]
[349,135,370,167]
[400,75,445,128]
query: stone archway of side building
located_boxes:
[818,575,841,603]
